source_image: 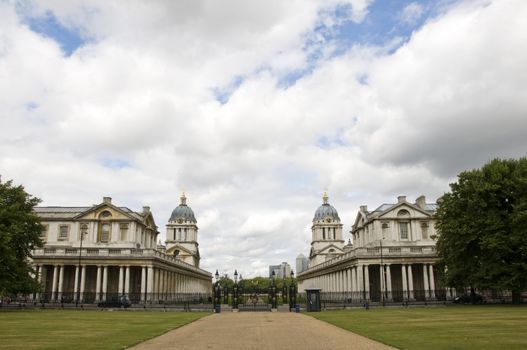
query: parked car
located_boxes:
[453,293,485,304]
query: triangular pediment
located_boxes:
[377,202,433,219]
[73,203,140,221]
[166,244,194,256]
[317,244,344,255]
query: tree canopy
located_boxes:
[0,179,43,296]
[435,158,527,302]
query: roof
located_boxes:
[34,206,146,221]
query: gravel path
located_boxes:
[128,312,396,350]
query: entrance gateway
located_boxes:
[212,270,298,312]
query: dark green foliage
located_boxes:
[0,179,43,296]
[435,158,527,301]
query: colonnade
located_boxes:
[300,262,440,301]
[34,263,211,303]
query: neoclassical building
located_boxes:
[298,194,445,303]
[31,196,212,304]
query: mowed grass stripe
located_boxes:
[0,310,209,350]
[311,306,527,350]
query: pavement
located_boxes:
[127,312,396,350]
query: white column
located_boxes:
[124,266,130,294]
[407,265,414,300]
[141,266,147,303]
[380,265,385,300]
[401,264,408,300]
[364,265,370,300]
[429,264,436,299]
[357,265,364,299]
[35,265,42,301]
[351,267,356,293]
[95,266,102,302]
[58,265,64,301]
[347,268,352,293]
[80,265,86,302]
[73,265,80,301]
[147,266,154,301]
[51,265,58,301]
[102,266,108,301]
[386,264,392,301]
[423,264,430,299]
[118,266,124,295]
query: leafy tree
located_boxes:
[0,179,43,296]
[435,158,527,303]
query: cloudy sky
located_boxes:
[1,0,526,277]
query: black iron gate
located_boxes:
[239,286,272,311]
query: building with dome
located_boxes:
[165,192,200,267]
[298,194,446,304]
[30,196,212,305]
[309,192,347,266]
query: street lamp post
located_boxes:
[380,236,385,307]
[289,270,296,311]
[233,270,238,309]
[270,270,277,309]
[214,270,220,312]
[76,226,87,307]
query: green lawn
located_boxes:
[0,309,210,350]
[311,305,527,350]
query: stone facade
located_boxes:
[298,194,447,302]
[31,196,212,304]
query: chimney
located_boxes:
[416,195,426,209]
[103,197,112,204]
[397,195,406,204]
[143,206,150,214]
[360,205,368,212]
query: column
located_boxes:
[57,265,64,301]
[147,266,154,302]
[364,265,370,300]
[351,267,356,293]
[401,264,408,300]
[380,265,385,302]
[407,265,414,300]
[73,265,80,302]
[95,266,102,302]
[347,268,352,293]
[118,266,124,295]
[357,265,364,300]
[35,265,42,301]
[124,266,130,294]
[51,265,58,301]
[428,264,436,299]
[80,265,86,302]
[102,266,108,301]
[141,266,147,303]
[423,263,430,300]
[386,264,392,301]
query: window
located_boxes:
[79,224,88,240]
[59,225,69,240]
[333,228,336,239]
[421,222,429,239]
[99,223,111,242]
[99,210,112,219]
[322,227,326,239]
[120,223,128,241]
[41,224,49,241]
[400,222,409,239]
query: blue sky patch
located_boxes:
[25,11,85,56]
[101,158,132,170]
[213,75,245,104]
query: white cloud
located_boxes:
[400,2,424,24]
[1,0,526,277]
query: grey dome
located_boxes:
[169,193,196,223]
[313,192,340,221]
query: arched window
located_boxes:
[397,209,410,240]
[98,211,112,242]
